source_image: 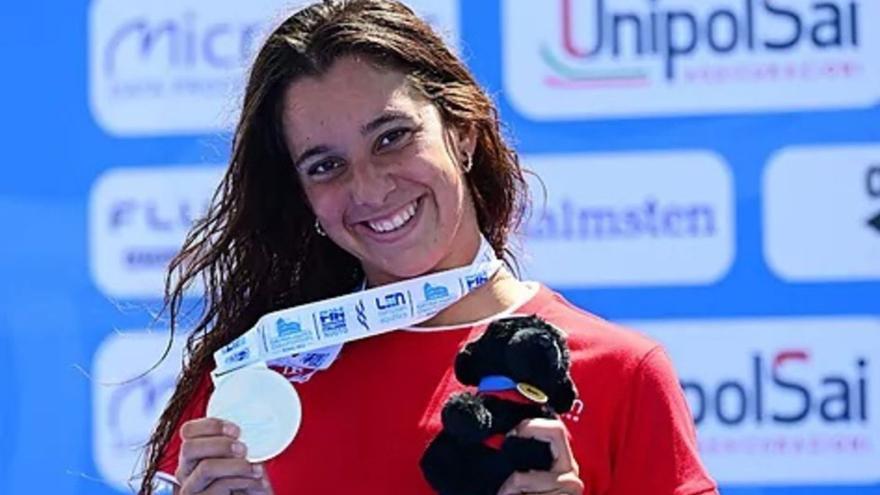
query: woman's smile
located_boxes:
[353,195,424,243]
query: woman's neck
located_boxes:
[418,268,533,328]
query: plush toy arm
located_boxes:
[421,432,470,494]
[422,435,552,495]
[441,391,493,443]
[421,432,513,495]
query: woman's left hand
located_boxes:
[497,418,585,495]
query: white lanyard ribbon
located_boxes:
[212,237,501,381]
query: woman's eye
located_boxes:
[307,158,344,177]
[376,128,412,151]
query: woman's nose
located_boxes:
[350,160,395,206]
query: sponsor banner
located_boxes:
[764,144,880,282]
[502,0,880,120]
[89,0,459,136]
[630,316,880,485]
[92,331,185,491]
[520,151,734,287]
[89,166,223,299]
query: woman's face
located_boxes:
[281,56,479,285]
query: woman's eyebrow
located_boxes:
[360,110,413,136]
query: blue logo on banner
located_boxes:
[553,0,864,81]
[319,307,348,337]
[355,300,369,331]
[299,352,329,369]
[277,318,303,336]
[466,273,489,290]
[103,17,262,76]
[424,283,450,301]
[376,292,406,310]
[682,350,870,427]
[223,335,246,353]
[226,348,250,364]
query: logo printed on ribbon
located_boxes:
[424,283,450,301]
[417,281,457,316]
[223,335,246,352]
[299,353,329,369]
[355,300,369,331]
[375,291,410,324]
[376,292,406,310]
[266,317,314,354]
[220,336,250,366]
[276,319,302,336]
[466,273,489,290]
[318,307,348,338]
[224,348,250,366]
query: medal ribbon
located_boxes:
[212,237,501,381]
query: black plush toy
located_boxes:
[420,314,578,495]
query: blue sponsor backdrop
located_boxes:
[1,1,878,494]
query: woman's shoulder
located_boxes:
[522,284,662,375]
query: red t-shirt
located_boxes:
[158,284,718,494]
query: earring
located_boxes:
[314,218,327,237]
[463,153,474,173]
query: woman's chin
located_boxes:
[364,258,440,285]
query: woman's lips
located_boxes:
[354,196,424,244]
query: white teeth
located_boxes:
[367,201,417,233]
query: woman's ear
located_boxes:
[458,124,477,158]
[444,123,478,167]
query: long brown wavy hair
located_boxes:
[139,0,529,492]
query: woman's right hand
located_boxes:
[174,418,273,495]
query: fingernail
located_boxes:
[223,422,240,437]
[231,442,246,456]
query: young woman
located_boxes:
[139,1,718,494]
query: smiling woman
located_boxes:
[137,1,718,495]
[284,56,481,284]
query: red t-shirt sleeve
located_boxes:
[155,374,213,483]
[609,346,718,495]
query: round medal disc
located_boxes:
[207,366,302,462]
